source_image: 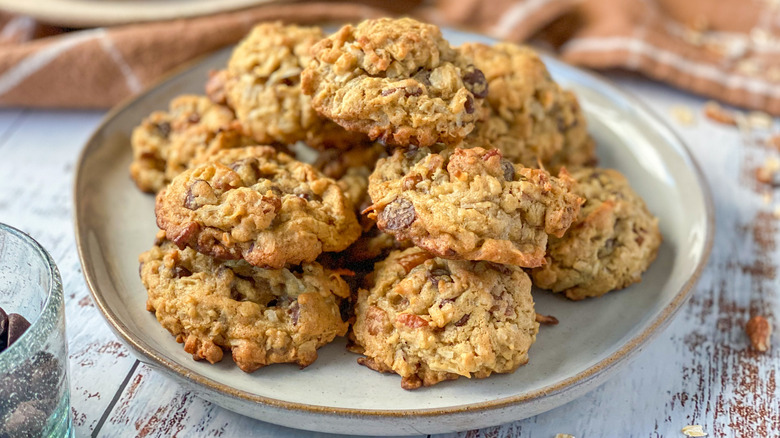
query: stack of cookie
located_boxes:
[130,17,661,389]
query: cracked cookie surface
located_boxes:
[216,22,365,149]
[531,168,662,300]
[351,247,539,389]
[460,42,595,171]
[367,146,583,267]
[155,146,362,269]
[141,236,349,372]
[130,95,254,193]
[302,18,487,147]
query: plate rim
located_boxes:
[0,0,277,27]
[73,36,715,419]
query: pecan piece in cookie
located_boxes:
[352,247,539,389]
[531,168,662,300]
[155,146,361,268]
[221,22,366,150]
[302,18,486,147]
[460,42,595,171]
[140,236,350,372]
[367,146,583,267]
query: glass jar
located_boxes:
[0,223,72,437]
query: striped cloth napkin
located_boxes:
[0,0,778,114]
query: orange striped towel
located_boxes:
[0,0,778,114]
[558,0,780,115]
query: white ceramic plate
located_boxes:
[74,29,714,436]
[0,0,279,27]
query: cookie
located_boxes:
[155,146,362,269]
[531,168,662,300]
[130,95,253,193]
[216,22,365,149]
[316,144,422,269]
[140,236,349,372]
[460,42,595,171]
[313,143,387,215]
[367,146,583,267]
[301,18,487,147]
[351,247,539,389]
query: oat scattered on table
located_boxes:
[671,105,696,126]
[682,424,707,437]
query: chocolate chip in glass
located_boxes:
[0,306,31,353]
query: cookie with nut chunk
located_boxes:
[211,22,365,150]
[130,95,256,193]
[141,235,350,372]
[367,146,583,267]
[531,168,661,300]
[302,18,488,147]
[155,146,362,269]
[351,247,539,389]
[460,42,595,171]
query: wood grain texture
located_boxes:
[0,74,777,437]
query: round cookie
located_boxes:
[367,145,583,267]
[140,236,350,372]
[531,168,662,300]
[217,22,364,149]
[460,42,595,171]
[130,95,253,193]
[351,247,539,389]
[155,146,362,269]
[301,17,487,147]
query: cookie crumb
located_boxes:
[555,434,575,438]
[735,112,752,139]
[767,134,780,151]
[746,315,772,352]
[755,158,780,185]
[536,313,559,325]
[671,105,696,126]
[682,425,707,437]
[747,111,774,130]
[703,101,736,125]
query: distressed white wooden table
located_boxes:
[0,72,777,438]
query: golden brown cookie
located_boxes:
[141,235,349,372]
[129,95,254,193]
[460,42,595,171]
[531,168,662,300]
[351,247,539,389]
[302,18,487,147]
[367,145,583,267]
[155,146,362,269]
[217,22,365,149]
